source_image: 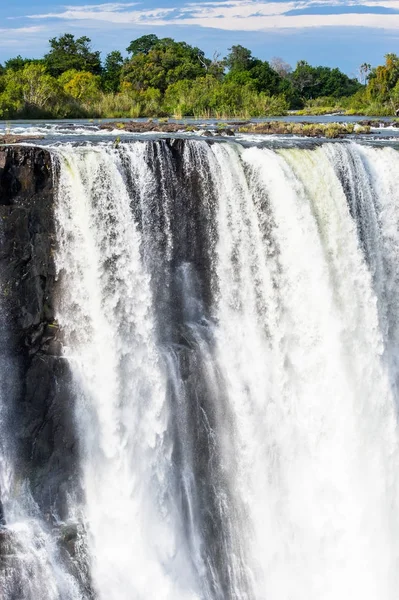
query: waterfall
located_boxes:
[2,138,399,599]
[0,219,84,600]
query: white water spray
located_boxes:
[47,139,399,600]
[53,144,200,600]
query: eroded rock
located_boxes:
[0,147,79,519]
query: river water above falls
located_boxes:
[1,138,399,599]
[2,117,399,145]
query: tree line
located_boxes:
[0,33,397,119]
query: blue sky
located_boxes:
[1,0,399,75]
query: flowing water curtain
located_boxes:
[0,207,84,600]
[336,143,399,396]
[234,143,399,599]
[49,139,399,600]
[53,144,203,600]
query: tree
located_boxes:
[0,71,5,95]
[126,34,159,56]
[20,64,59,108]
[249,61,282,95]
[103,51,124,92]
[223,46,284,96]
[389,79,399,104]
[163,76,221,116]
[59,70,101,102]
[290,60,360,99]
[225,55,282,96]
[1,63,60,116]
[358,63,371,85]
[224,45,254,72]
[290,61,319,96]
[367,54,399,103]
[44,34,102,77]
[270,57,292,78]
[122,38,208,92]
[198,51,225,79]
[4,55,42,71]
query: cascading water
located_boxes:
[0,226,85,600]
[2,137,399,599]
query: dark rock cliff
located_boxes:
[0,146,78,519]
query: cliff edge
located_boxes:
[0,146,78,518]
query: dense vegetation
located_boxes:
[0,33,397,119]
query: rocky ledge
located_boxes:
[0,135,44,145]
[100,120,374,138]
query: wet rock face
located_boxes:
[0,147,55,340]
[0,146,78,520]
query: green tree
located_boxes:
[122,38,207,92]
[224,45,254,72]
[1,63,60,116]
[249,61,282,94]
[224,46,283,96]
[4,55,42,71]
[126,34,159,56]
[291,60,360,99]
[102,51,124,92]
[59,70,101,102]
[367,54,399,103]
[225,57,282,96]
[0,72,5,96]
[163,76,221,116]
[224,70,254,87]
[44,34,102,77]
[290,61,320,97]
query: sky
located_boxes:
[1,0,399,75]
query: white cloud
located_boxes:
[27,5,176,24]
[63,2,138,9]
[0,26,44,33]
[0,26,46,47]
[182,13,399,28]
[25,0,399,30]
